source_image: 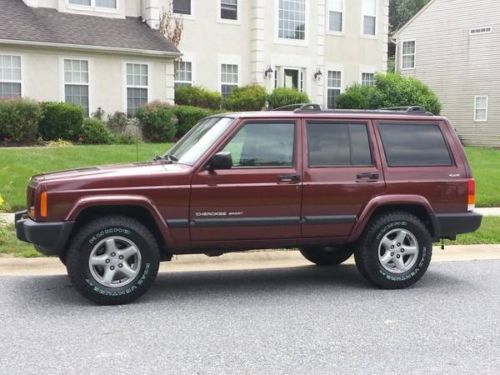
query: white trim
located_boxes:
[59,56,92,116]
[0,53,23,97]
[274,0,309,46]
[218,54,241,96]
[66,0,120,15]
[326,0,345,36]
[324,64,344,109]
[0,39,180,58]
[217,0,241,25]
[122,60,151,115]
[400,39,416,70]
[173,0,196,20]
[361,0,378,37]
[474,95,488,122]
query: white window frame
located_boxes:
[474,95,488,122]
[469,26,492,35]
[123,61,150,116]
[274,0,309,46]
[401,39,416,70]
[326,0,345,35]
[361,0,377,37]
[0,54,23,98]
[325,65,343,109]
[174,58,194,88]
[66,0,119,14]
[217,0,240,24]
[59,56,91,116]
[172,0,195,20]
[218,54,241,98]
[361,72,375,86]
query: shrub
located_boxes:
[107,111,128,134]
[135,101,177,142]
[336,73,442,114]
[79,118,113,144]
[39,102,84,141]
[267,88,310,109]
[175,86,222,110]
[172,105,213,138]
[223,84,267,111]
[47,139,73,148]
[0,98,42,143]
[113,133,140,144]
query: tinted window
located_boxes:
[379,123,452,166]
[223,122,295,167]
[307,123,372,166]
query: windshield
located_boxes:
[165,117,234,165]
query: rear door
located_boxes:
[301,118,386,238]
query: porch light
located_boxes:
[314,69,323,81]
[264,66,274,79]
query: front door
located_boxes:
[301,119,385,238]
[284,69,299,90]
[190,120,302,242]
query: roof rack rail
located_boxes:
[379,106,427,113]
[271,103,321,111]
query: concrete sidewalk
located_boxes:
[2,207,499,225]
[1,244,499,276]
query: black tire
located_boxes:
[299,246,354,266]
[354,211,432,289]
[66,216,160,305]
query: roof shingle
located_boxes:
[0,0,179,55]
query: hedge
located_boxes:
[175,86,222,110]
[267,88,310,109]
[136,101,177,142]
[39,102,84,141]
[0,98,42,143]
[172,105,213,138]
[224,84,267,111]
[80,118,113,144]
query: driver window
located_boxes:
[223,122,295,167]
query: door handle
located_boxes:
[278,174,301,183]
[356,172,379,180]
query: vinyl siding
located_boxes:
[395,0,500,147]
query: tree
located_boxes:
[335,73,441,115]
[159,7,183,47]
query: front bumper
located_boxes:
[433,212,483,240]
[15,210,74,256]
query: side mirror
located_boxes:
[207,151,233,170]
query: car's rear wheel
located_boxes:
[354,212,432,289]
[66,216,160,305]
[299,246,354,266]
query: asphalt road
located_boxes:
[1,260,499,374]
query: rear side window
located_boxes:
[379,123,452,166]
[307,122,372,167]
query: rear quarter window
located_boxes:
[378,123,453,166]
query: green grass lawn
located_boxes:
[0,143,172,212]
[1,217,499,257]
[0,145,498,211]
[464,147,500,207]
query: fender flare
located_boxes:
[348,194,437,243]
[66,195,175,249]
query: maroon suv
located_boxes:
[16,107,482,304]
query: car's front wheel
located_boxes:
[354,212,432,289]
[66,216,160,305]
[299,246,354,266]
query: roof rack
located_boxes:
[290,104,434,116]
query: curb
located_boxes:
[1,245,499,276]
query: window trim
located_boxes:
[122,60,151,116]
[274,0,309,46]
[172,0,195,19]
[218,120,298,169]
[0,53,23,97]
[361,72,375,86]
[401,39,416,70]
[217,0,240,24]
[174,59,194,88]
[378,122,454,168]
[325,66,343,109]
[218,54,241,98]
[474,95,488,122]
[305,120,374,168]
[66,0,119,14]
[361,0,378,37]
[326,0,345,36]
[59,56,91,116]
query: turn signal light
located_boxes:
[467,179,475,211]
[40,191,48,218]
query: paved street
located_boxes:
[0,259,499,374]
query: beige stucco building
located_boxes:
[0,0,389,115]
[393,0,500,147]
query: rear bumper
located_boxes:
[15,210,74,256]
[433,212,482,240]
